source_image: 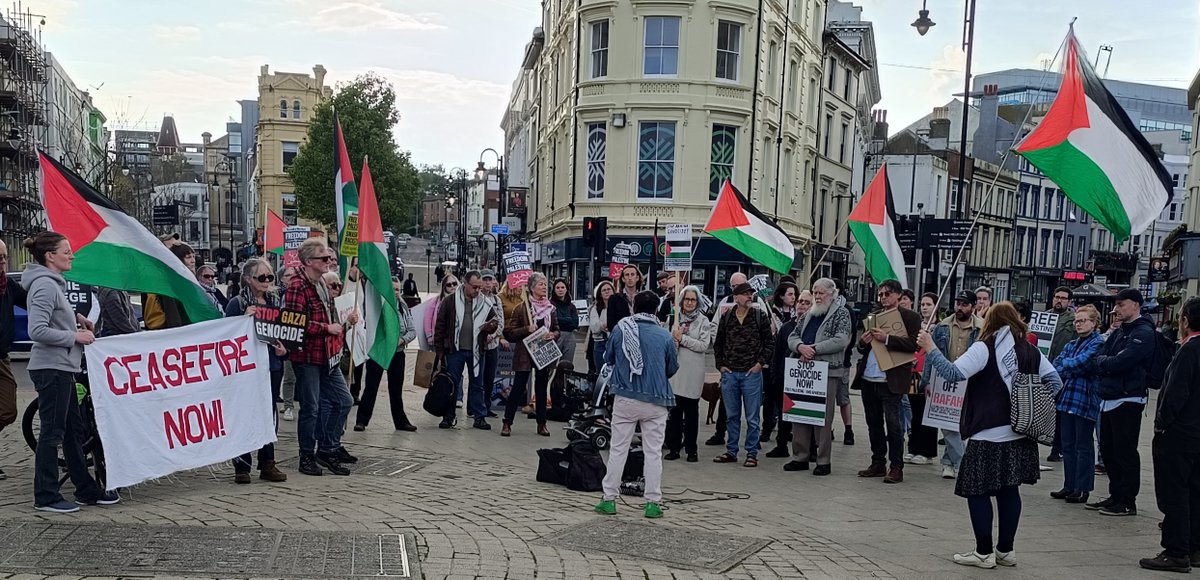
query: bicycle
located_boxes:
[21,372,107,489]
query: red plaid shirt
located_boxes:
[283,272,342,366]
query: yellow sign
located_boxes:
[339,212,359,258]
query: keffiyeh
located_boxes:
[617,312,659,380]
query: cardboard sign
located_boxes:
[339,212,359,258]
[503,251,533,287]
[782,359,830,426]
[252,306,308,351]
[609,244,631,279]
[1028,311,1059,356]
[865,309,917,371]
[283,226,310,268]
[922,373,964,432]
[85,317,274,490]
[664,224,692,272]
[523,325,562,370]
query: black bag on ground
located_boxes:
[423,358,455,417]
[565,440,606,492]
[1146,331,1178,390]
[622,446,644,482]
[536,447,570,485]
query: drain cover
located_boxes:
[0,521,419,579]
[540,519,770,572]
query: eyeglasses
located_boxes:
[877,291,892,298]
[254,274,275,283]
[682,297,698,302]
[201,274,215,280]
[309,255,336,263]
[1054,295,1070,301]
[798,299,812,305]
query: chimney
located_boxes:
[972,84,1001,163]
[313,64,327,89]
[202,131,211,146]
[928,106,951,150]
[872,109,889,141]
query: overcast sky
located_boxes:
[29,0,1200,169]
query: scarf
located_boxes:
[529,294,555,326]
[618,312,659,381]
[454,286,493,373]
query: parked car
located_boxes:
[7,272,142,352]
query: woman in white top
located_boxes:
[588,280,614,376]
[918,302,1062,571]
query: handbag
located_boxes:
[412,350,438,388]
[422,356,456,417]
[1009,340,1056,445]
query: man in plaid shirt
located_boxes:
[284,239,359,477]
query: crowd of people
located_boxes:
[3,231,1200,573]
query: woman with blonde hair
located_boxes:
[918,301,1062,569]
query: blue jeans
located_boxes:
[447,349,482,421]
[721,370,764,458]
[1061,412,1097,492]
[593,340,607,374]
[941,429,964,468]
[480,348,499,414]
[900,395,913,434]
[294,363,353,456]
[31,369,102,506]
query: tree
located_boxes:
[288,72,420,234]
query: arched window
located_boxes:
[293,100,301,120]
[279,99,287,118]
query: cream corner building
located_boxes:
[253,64,331,233]
[509,0,879,298]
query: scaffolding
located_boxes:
[0,4,46,259]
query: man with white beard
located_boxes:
[784,278,851,475]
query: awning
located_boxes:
[1072,283,1116,299]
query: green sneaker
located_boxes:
[594,499,616,515]
[644,502,664,519]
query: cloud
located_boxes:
[928,43,967,103]
[302,1,446,32]
[152,25,202,40]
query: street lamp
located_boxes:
[478,148,506,270]
[213,158,239,275]
[914,0,975,220]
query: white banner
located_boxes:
[1028,311,1059,356]
[781,359,829,426]
[523,325,562,370]
[922,372,964,432]
[664,224,692,272]
[86,317,275,490]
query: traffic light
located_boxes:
[582,216,607,260]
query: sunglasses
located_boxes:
[254,274,275,283]
[309,255,336,263]
[445,282,459,288]
[329,282,343,290]
[201,274,215,280]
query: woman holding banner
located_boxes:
[225,258,289,484]
[664,285,713,463]
[24,231,120,512]
[502,272,559,437]
[918,302,1062,569]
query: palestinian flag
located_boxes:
[1015,31,1172,243]
[848,164,908,288]
[333,110,359,274]
[265,209,285,256]
[356,158,401,368]
[704,179,794,274]
[37,152,222,323]
[782,391,826,423]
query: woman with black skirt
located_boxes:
[918,302,1062,569]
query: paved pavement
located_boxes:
[0,339,1171,579]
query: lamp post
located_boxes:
[214,158,238,277]
[477,148,505,272]
[913,0,975,219]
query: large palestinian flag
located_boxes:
[704,179,795,274]
[356,158,401,368]
[38,152,222,323]
[848,164,908,288]
[1015,31,1172,243]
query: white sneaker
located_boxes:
[903,453,915,463]
[953,551,996,569]
[910,455,930,465]
[995,550,1016,567]
[942,465,957,479]
[282,407,295,421]
[456,401,464,408]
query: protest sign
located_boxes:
[335,291,368,366]
[865,309,917,371]
[782,359,830,426]
[573,299,589,329]
[503,250,533,287]
[283,226,310,268]
[608,243,631,279]
[85,317,274,490]
[922,373,964,432]
[523,325,562,370]
[339,212,359,258]
[1028,310,1059,356]
[748,274,773,300]
[664,224,692,272]
[252,306,308,351]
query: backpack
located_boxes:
[1145,331,1178,390]
[565,441,606,492]
[422,359,456,416]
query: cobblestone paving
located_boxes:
[540,519,772,573]
[0,353,1169,579]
